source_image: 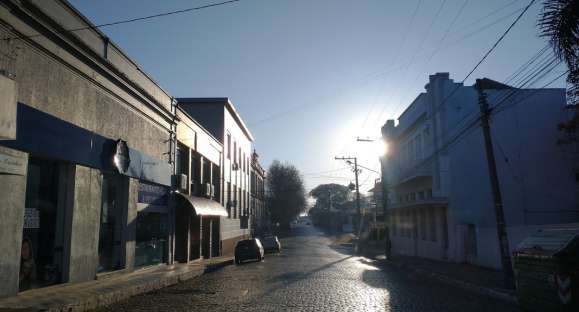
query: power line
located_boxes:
[397,0,536,128]
[2,0,242,41]
[372,0,446,126]
[462,0,536,84]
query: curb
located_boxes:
[384,260,517,304]
[0,258,235,312]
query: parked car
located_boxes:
[234,238,264,264]
[261,235,281,253]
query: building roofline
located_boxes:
[176,106,223,146]
[177,97,255,142]
[57,0,173,100]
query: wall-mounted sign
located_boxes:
[137,181,168,213]
[0,149,26,175]
[0,74,17,140]
[24,208,40,229]
[113,139,130,174]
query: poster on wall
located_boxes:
[24,208,40,229]
[137,181,168,213]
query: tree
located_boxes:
[538,0,579,143]
[309,183,351,209]
[266,160,306,229]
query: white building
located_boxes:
[381,72,578,269]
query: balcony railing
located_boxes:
[388,197,448,210]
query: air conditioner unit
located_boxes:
[232,162,239,171]
[173,174,188,191]
[210,184,215,198]
[204,183,212,198]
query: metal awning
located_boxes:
[175,192,228,217]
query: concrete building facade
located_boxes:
[173,107,226,263]
[381,72,578,269]
[250,150,267,235]
[177,98,254,256]
[0,0,173,297]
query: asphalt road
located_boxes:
[97,224,518,311]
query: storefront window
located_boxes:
[135,212,168,267]
[135,181,169,268]
[21,157,65,291]
[98,174,126,273]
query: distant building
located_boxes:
[177,98,254,256]
[250,150,268,234]
[381,72,578,269]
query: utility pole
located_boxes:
[335,156,362,240]
[476,79,515,289]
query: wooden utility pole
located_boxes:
[335,156,362,237]
[475,79,515,289]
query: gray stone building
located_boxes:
[251,150,267,235]
[177,98,254,256]
[0,0,173,297]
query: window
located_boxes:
[98,174,128,273]
[420,210,427,240]
[135,212,168,268]
[227,133,231,159]
[429,209,437,242]
[416,134,422,160]
[427,188,433,199]
[227,182,232,217]
[233,185,237,218]
[233,141,237,166]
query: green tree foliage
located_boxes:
[266,160,306,228]
[309,183,351,209]
[538,0,579,143]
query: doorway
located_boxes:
[20,157,68,291]
[97,173,128,273]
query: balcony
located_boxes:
[393,160,433,186]
[388,197,448,210]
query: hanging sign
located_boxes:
[113,139,130,174]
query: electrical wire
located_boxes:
[2,0,242,41]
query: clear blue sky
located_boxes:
[69,0,565,193]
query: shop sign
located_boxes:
[0,150,26,175]
[113,139,130,174]
[137,181,168,213]
[24,208,40,229]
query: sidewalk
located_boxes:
[361,243,516,303]
[0,256,233,312]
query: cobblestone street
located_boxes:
[97,225,518,312]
